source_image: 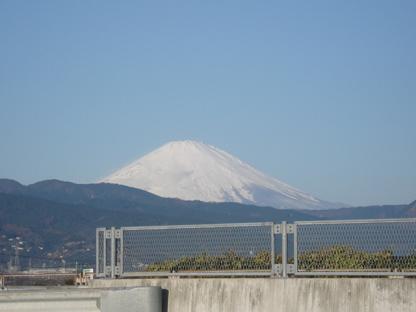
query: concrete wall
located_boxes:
[91,277,416,312]
[0,287,162,312]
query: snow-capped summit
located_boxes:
[101,140,339,210]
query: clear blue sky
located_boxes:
[0,1,415,206]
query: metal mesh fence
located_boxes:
[295,219,416,274]
[96,218,416,278]
[121,223,274,275]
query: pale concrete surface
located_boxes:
[0,286,162,312]
[91,277,416,312]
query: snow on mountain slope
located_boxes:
[101,140,340,210]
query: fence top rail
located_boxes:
[96,218,416,232]
[120,221,274,231]
[295,217,416,225]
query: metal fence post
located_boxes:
[293,223,298,275]
[281,221,287,278]
[270,223,275,276]
[95,229,99,277]
[103,230,108,277]
[110,227,116,279]
[119,228,124,277]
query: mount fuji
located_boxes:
[101,140,341,210]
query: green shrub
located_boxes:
[298,245,416,271]
[144,246,416,273]
[145,250,273,272]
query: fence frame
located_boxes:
[98,222,279,278]
[96,218,416,278]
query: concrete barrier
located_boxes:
[91,277,416,312]
[0,286,162,312]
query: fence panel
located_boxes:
[294,218,416,276]
[120,223,275,277]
